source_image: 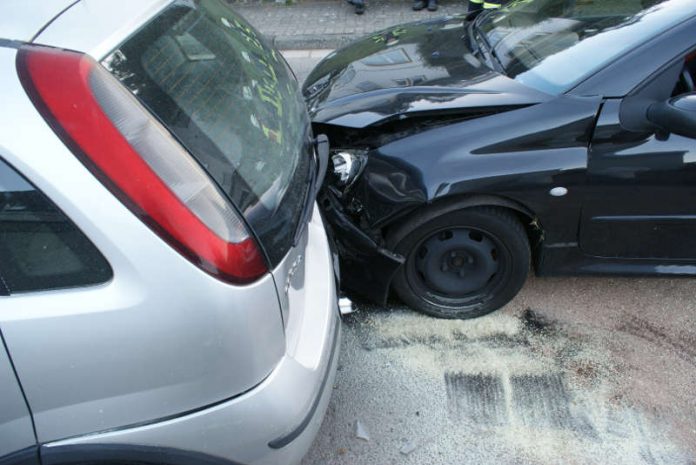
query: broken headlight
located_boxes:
[330,149,367,190]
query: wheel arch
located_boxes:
[384,193,543,265]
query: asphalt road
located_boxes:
[284,52,696,465]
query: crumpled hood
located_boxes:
[303,15,549,128]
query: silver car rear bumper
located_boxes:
[41,207,341,465]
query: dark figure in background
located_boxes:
[468,0,502,16]
[347,0,365,14]
[413,0,438,12]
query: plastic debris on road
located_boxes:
[354,420,370,441]
[400,440,418,455]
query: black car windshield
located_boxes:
[104,0,311,265]
[477,0,695,95]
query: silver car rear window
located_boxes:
[103,0,312,265]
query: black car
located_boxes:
[303,0,696,319]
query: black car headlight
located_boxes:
[330,149,367,189]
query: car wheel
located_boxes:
[389,206,530,319]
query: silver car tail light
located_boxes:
[17,45,267,284]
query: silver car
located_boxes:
[0,1,340,464]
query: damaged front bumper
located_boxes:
[319,188,404,305]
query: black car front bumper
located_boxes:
[319,188,404,305]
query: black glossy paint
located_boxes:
[304,15,549,128]
[305,10,696,304]
[583,97,696,260]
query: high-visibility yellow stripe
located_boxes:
[483,1,501,8]
[470,0,484,4]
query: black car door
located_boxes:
[580,53,696,260]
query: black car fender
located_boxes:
[322,95,601,304]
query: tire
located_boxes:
[388,205,530,319]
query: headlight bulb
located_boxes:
[331,150,367,189]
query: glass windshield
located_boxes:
[478,0,695,94]
[104,0,312,265]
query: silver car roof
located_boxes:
[33,0,173,60]
[0,0,76,41]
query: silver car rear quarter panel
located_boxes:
[0,340,35,457]
[43,206,341,465]
[0,43,287,442]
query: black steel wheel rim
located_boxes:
[405,226,507,305]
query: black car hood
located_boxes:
[303,16,550,128]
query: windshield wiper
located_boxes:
[466,20,484,61]
[468,12,505,74]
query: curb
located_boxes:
[269,33,365,50]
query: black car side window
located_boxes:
[0,158,112,294]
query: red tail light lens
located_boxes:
[17,46,267,284]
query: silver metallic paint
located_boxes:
[0,3,340,463]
